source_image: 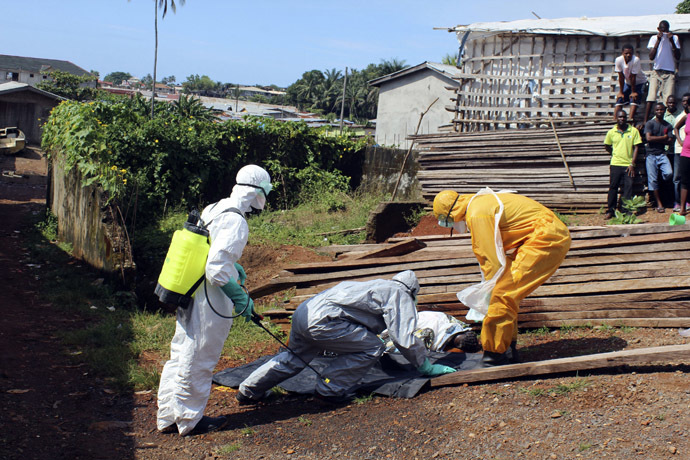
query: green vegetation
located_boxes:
[354,393,375,405]
[248,189,385,247]
[520,378,590,398]
[553,211,571,226]
[216,443,242,454]
[553,378,590,395]
[578,442,593,452]
[42,98,367,218]
[607,196,645,225]
[36,69,100,101]
[297,416,313,426]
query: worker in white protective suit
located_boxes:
[433,189,571,367]
[157,164,272,436]
[236,270,457,405]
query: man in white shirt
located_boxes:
[644,20,681,123]
[614,44,647,121]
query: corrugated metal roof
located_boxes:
[0,81,64,100]
[449,14,690,38]
[368,61,462,87]
[0,54,91,76]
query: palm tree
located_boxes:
[129,0,186,118]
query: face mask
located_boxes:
[246,206,263,217]
[438,216,454,228]
[453,221,467,234]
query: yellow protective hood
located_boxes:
[433,190,471,222]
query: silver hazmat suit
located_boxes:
[157,164,271,435]
[238,270,429,399]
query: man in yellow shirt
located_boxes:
[604,109,642,219]
[433,190,571,367]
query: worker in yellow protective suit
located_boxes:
[433,189,571,366]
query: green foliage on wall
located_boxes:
[41,97,368,225]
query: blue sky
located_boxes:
[3,1,682,87]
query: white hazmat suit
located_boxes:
[238,270,430,400]
[157,164,271,435]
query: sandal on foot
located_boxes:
[656,207,666,213]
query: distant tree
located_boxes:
[250,94,269,104]
[677,1,690,13]
[36,70,99,101]
[161,75,176,85]
[378,58,407,76]
[441,52,457,66]
[128,0,186,117]
[171,94,219,121]
[141,73,154,87]
[90,70,101,79]
[104,71,133,85]
[182,74,217,94]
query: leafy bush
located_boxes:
[42,98,368,222]
[607,196,645,225]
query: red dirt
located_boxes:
[2,150,689,459]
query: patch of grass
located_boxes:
[578,442,593,452]
[248,189,386,247]
[354,393,375,404]
[216,443,241,454]
[520,387,547,397]
[620,325,637,333]
[525,326,551,336]
[559,325,575,333]
[553,378,590,395]
[553,211,571,226]
[655,413,666,421]
[241,425,255,436]
[596,324,614,333]
[297,416,312,426]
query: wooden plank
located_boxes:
[518,318,690,328]
[429,343,690,387]
[354,238,426,260]
[520,308,690,321]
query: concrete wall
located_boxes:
[50,160,133,276]
[374,69,457,149]
[0,91,58,144]
[361,146,422,201]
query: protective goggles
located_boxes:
[238,180,273,196]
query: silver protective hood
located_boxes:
[392,270,420,299]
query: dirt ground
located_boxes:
[2,150,689,460]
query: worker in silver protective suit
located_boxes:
[157,164,272,436]
[237,270,457,405]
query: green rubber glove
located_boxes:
[234,262,247,286]
[417,358,457,377]
[220,280,254,321]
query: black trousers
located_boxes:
[607,165,633,213]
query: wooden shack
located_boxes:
[416,14,690,210]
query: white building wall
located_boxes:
[374,69,457,150]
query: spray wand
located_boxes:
[250,311,331,384]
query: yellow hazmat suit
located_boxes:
[433,190,571,354]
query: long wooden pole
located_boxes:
[391,97,439,201]
[549,117,576,189]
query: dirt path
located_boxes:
[2,149,689,459]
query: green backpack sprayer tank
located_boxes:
[155,210,210,308]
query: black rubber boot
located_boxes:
[236,390,274,406]
[186,415,228,436]
[509,341,520,364]
[481,350,511,367]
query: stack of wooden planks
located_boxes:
[412,121,646,213]
[251,223,690,330]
